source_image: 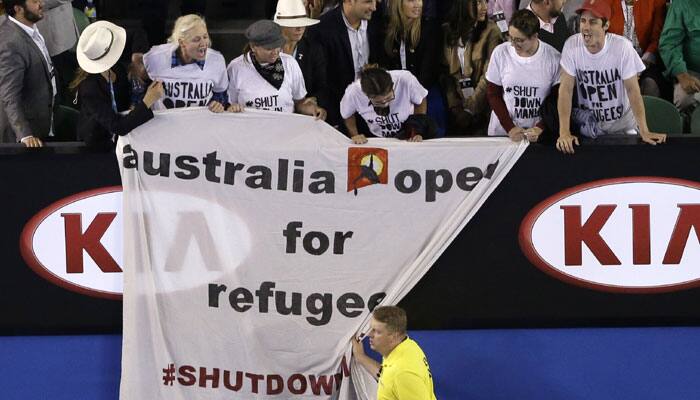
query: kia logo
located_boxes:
[20,186,124,300]
[519,177,700,293]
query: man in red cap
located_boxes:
[555,0,666,154]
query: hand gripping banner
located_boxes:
[117,108,527,399]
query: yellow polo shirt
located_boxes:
[377,337,437,400]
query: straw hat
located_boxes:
[76,21,126,74]
[274,0,319,28]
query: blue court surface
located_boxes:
[1,327,699,399]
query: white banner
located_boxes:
[118,108,527,399]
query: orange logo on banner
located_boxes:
[347,147,388,195]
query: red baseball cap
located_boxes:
[576,0,612,20]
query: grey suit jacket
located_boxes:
[0,18,54,143]
[36,0,79,56]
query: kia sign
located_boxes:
[519,177,700,293]
[20,187,124,300]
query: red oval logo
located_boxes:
[20,186,124,300]
[519,177,700,293]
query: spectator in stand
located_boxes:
[36,0,79,105]
[340,65,428,143]
[275,0,329,114]
[70,21,164,150]
[607,0,667,97]
[142,14,230,112]
[486,9,560,142]
[659,0,700,112]
[303,0,340,18]
[308,0,384,129]
[380,0,440,90]
[227,20,326,118]
[556,0,666,154]
[562,0,584,34]
[0,0,55,147]
[525,0,571,51]
[440,0,502,135]
[488,0,517,34]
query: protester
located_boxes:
[351,306,437,400]
[607,0,667,97]
[227,20,326,118]
[275,0,329,114]
[142,14,230,112]
[440,0,502,134]
[380,0,440,90]
[0,0,55,147]
[525,0,570,51]
[340,65,429,143]
[556,0,666,154]
[70,21,164,150]
[659,0,700,112]
[486,9,560,142]
[308,0,384,128]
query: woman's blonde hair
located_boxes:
[385,0,422,56]
[168,14,209,45]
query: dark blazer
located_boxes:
[77,64,153,150]
[294,35,329,112]
[308,6,384,127]
[378,18,441,89]
[0,19,54,143]
[538,15,571,53]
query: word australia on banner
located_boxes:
[117,108,527,399]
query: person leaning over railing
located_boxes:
[556,0,666,154]
[340,65,433,144]
[140,14,233,113]
[486,9,561,143]
[69,21,164,150]
[227,20,326,119]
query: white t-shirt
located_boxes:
[340,70,428,138]
[560,33,645,134]
[227,52,307,113]
[486,40,561,136]
[144,44,229,111]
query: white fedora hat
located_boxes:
[76,21,127,74]
[274,0,320,28]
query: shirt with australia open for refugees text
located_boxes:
[560,33,645,134]
[339,70,428,138]
[143,43,229,111]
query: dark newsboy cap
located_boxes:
[245,20,286,49]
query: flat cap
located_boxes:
[245,20,286,49]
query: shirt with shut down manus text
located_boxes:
[486,40,561,136]
[144,44,229,111]
[560,33,645,134]
[340,70,428,138]
[378,337,437,400]
[226,52,307,113]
